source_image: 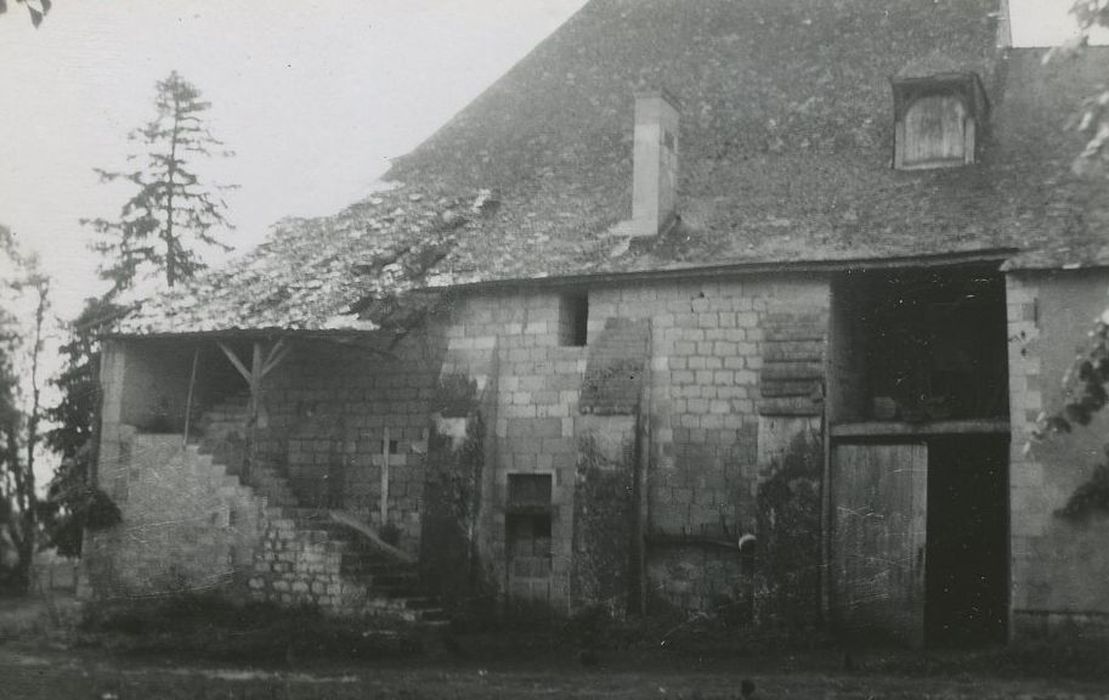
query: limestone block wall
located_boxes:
[253,332,447,554]
[85,428,265,599]
[247,513,350,609]
[443,292,584,611]
[588,278,828,611]
[1007,270,1109,638]
[443,276,830,614]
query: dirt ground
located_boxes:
[3,595,1109,699]
[2,644,1108,699]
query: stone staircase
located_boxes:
[191,396,447,625]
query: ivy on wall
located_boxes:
[754,429,822,629]
[1038,317,1109,523]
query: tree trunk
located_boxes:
[164,91,181,288]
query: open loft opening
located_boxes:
[830,264,1009,425]
[113,337,252,435]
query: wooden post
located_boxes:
[380,427,391,526]
[182,347,200,448]
[249,341,262,424]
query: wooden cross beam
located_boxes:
[261,338,290,378]
[218,342,253,385]
[217,338,295,423]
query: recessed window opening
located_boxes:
[892,74,986,171]
[559,292,589,347]
[506,473,554,583]
[508,473,553,509]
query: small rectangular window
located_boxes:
[559,292,589,347]
[508,473,553,509]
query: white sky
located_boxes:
[0,0,590,317]
[0,0,1090,320]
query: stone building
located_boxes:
[84,0,1109,646]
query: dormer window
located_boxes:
[892,73,987,170]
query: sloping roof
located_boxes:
[116,186,492,334]
[995,48,1109,270]
[122,0,1109,334]
[384,0,1109,278]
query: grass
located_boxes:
[75,592,423,665]
[5,591,1109,698]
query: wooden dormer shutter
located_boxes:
[892,73,986,171]
[899,94,973,169]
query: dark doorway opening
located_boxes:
[831,265,1009,423]
[925,434,1009,647]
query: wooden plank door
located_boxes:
[831,443,927,647]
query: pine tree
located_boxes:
[41,297,124,558]
[84,71,236,291]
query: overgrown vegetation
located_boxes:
[753,429,822,630]
[41,71,236,561]
[421,374,490,609]
[0,225,50,594]
[40,297,125,558]
[1035,3,1109,522]
[77,592,422,664]
[571,431,637,618]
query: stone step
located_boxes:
[340,558,417,575]
[361,605,450,625]
[364,595,439,612]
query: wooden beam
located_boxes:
[250,341,263,394]
[380,426,390,526]
[218,342,252,384]
[182,347,200,447]
[249,341,264,423]
[261,340,291,378]
[262,338,285,370]
[328,510,415,565]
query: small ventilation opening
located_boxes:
[559,292,589,347]
[508,473,553,508]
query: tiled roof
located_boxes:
[116,186,493,334]
[121,0,1109,334]
[386,0,1109,278]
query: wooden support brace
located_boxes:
[218,342,252,384]
[261,339,291,378]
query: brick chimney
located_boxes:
[631,89,680,238]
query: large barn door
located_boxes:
[831,443,927,647]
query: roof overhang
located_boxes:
[431,248,1022,293]
[890,71,990,123]
[103,327,385,342]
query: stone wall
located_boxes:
[91,274,831,617]
[443,292,584,611]
[85,426,264,599]
[442,276,830,613]
[1007,270,1109,638]
[247,510,350,610]
[253,331,447,553]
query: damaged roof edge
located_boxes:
[101,327,386,341]
[432,248,1024,292]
